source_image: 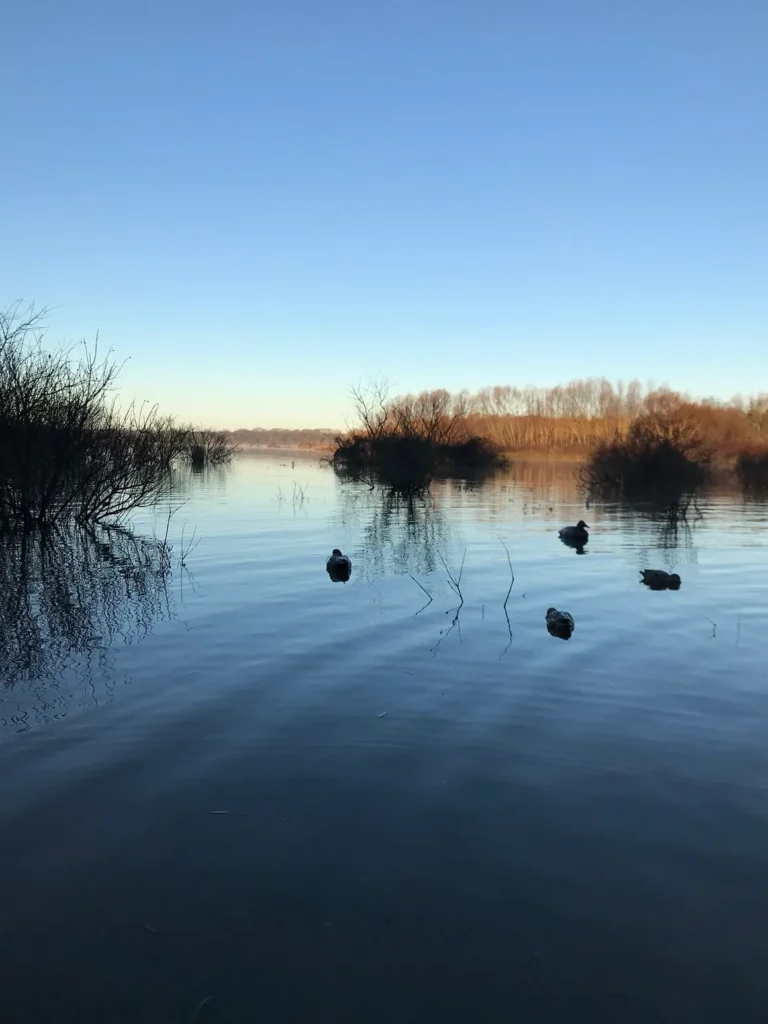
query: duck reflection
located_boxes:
[625,498,701,559]
[559,535,588,555]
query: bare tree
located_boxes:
[347,377,392,440]
[0,302,182,527]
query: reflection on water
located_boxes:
[0,525,176,729]
[336,482,453,579]
[559,534,588,554]
[2,453,768,1023]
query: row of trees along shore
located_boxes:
[231,382,768,459]
[337,380,768,457]
[330,379,768,496]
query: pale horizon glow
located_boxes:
[2,1,766,429]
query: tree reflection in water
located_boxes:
[335,475,453,581]
[0,525,176,730]
[623,497,701,573]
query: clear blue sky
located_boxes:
[2,0,766,428]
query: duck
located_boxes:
[327,548,351,571]
[326,548,352,583]
[546,607,575,639]
[640,569,681,590]
[558,520,589,544]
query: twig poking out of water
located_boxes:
[438,549,466,609]
[499,538,515,658]
[190,995,214,1022]
[276,485,286,504]
[292,481,309,505]
[429,549,466,655]
[429,608,462,657]
[161,500,188,547]
[156,500,190,570]
[705,616,717,638]
[409,574,433,615]
[180,524,201,566]
[499,538,515,610]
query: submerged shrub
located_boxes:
[581,405,712,502]
[331,379,505,489]
[332,432,504,490]
[735,449,768,492]
[0,302,186,526]
[179,426,238,469]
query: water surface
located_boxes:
[1,452,767,1022]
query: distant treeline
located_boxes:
[226,427,333,448]
[343,380,768,457]
[331,378,768,498]
[228,380,768,460]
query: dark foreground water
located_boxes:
[1,452,767,1023]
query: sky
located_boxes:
[1,0,766,428]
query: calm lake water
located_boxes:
[1,451,767,1023]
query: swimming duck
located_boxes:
[640,569,681,590]
[558,520,589,544]
[546,607,575,639]
[326,548,352,583]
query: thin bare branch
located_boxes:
[408,573,433,615]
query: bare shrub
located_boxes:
[581,400,712,502]
[735,449,768,492]
[0,302,180,526]
[178,426,238,468]
[332,379,503,489]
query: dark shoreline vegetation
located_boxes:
[333,434,505,488]
[579,404,713,504]
[330,383,506,490]
[0,303,236,528]
[735,450,768,493]
[5,298,768,525]
[227,380,768,458]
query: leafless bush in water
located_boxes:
[332,378,504,488]
[0,302,186,527]
[735,449,768,493]
[580,398,712,504]
[179,425,238,468]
